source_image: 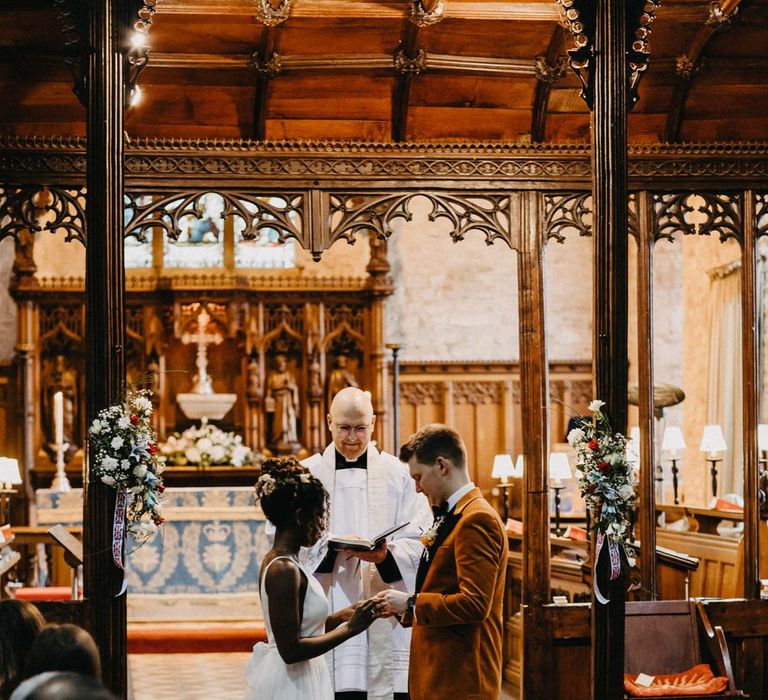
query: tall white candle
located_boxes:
[53,391,64,446]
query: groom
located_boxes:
[376,424,508,700]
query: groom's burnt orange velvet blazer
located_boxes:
[407,488,508,700]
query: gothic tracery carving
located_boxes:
[756,193,768,239]
[544,192,593,242]
[652,192,742,244]
[123,190,304,244]
[0,186,86,245]
[329,192,515,249]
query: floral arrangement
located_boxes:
[159,418,261,468]
[89,389,165,545]
[568,399,637,580]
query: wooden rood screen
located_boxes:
[2,137,768,696]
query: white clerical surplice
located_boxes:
[302,443,432,699]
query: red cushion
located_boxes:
[127,626,267,654]
[624,663,729,697]
[14,587,77,601]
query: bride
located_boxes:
[245,456,382,699]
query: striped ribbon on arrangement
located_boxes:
[112,490,128,596]
[593,530,622,604]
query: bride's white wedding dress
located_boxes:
[244,555,334,699]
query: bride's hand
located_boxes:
[347,598,382,634]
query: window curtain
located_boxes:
[706,259,742,498]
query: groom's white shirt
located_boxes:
[302,443,432,699]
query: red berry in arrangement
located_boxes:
[157,484,166,493]
[598,461,609,471]
[130,415,139,425]
[154,516,165,525]
[149,444,158,455]
[588,439,599,450]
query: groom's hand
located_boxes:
[342,539,388,564]
[374,589,410,616]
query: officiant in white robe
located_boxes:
[302,387,432,700]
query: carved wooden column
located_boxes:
[635,191,656,599]
[741,190,760,599]
[367,233,393,452]
[15,299,38,521]
[518,190,552,699]
[591,0,629,695]
[84,0,127,695]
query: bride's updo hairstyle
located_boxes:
[255,456,328,537]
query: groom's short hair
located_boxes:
[399,424,466,469]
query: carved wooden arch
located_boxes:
[326,191,517,257]
[321,319,365,357]
[257,316,305,355]
[652,191,742,244]
[173,301,230,340]
[38,311,85,353]
[124,190,305,245]
[0,185,86,245]
[757,193,768,240]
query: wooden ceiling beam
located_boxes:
[10,49,768,78]
[148,52,538,75]
[248,1,292,140]
[663,0,746,142]
[156,0,715,22]
[530,26,568,142]
[391,0,444,142]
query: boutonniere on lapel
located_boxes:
[420,515,445,558]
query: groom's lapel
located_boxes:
[416,488,483,593]
[415,512,459,592]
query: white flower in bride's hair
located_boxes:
[588,399,605,412]
[256,474,276,498]
[300,473,310,483]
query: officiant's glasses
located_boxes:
[336,424,371,438]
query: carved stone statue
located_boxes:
[246,356,262,402]
[308,353,323,402]
[42,354,79,463]
[326,354,359,409]
[265,354,299,450]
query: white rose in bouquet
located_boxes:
[196,437,213,453]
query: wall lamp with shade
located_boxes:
[549,453,572,537]
[699,424,727,499]
[661,426,686,504]
[0,457,22,524]
[492,454,518,522]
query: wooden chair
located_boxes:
[624,599,746,698]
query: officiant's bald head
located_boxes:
[328,387,376,460]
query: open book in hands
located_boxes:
[328,521,410,552]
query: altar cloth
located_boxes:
[35,487,268,620]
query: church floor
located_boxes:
[128,653,521,699]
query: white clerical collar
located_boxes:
[446,482,475,512]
